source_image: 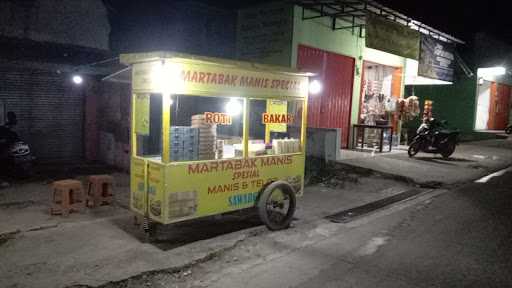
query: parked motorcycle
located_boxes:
[505,125,512,134]
[408,118,460,159]
[0,112,34,177]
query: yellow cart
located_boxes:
[121,51,313,232]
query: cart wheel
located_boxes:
[257,181,296,231]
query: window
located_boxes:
[248,99,303,155]
[133,94,304,162]
[170,95,244,161]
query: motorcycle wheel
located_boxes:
[441,141,456,159]
[408,141,420,157]
[506,126,512,134]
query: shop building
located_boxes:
[411,33,512,140]
[93,0,463,171]
[473,34,512,132]
[475,75,512,131]
[236,1,463,151]
[0,0,111,162]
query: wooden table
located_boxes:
[352,124,393,153]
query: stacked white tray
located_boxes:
[191,114,217,160]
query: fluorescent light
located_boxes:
[225,99,242,116]
[477,67,506,78]
[72,75,83,85]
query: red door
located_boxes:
[488,83,511,130]
[297,45,355,148]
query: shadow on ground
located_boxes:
[411,156,476,166]
[111,211,264,251]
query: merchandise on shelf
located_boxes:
[191,114,217,160]
[272,138,300,154]
[398,96,420,121]
[170,126,199,161]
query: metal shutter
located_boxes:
[297,45,355,148]
[0,65,83,161]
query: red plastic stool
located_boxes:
[86,175,114,207]
[50,179,85,216]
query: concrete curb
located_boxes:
[0,229,20,246]
[333,160,512,189]
[67,226,267,288]
[332,162,426,186]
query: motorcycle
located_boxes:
[0,112,34,177]
[505,125,512,135]
[408,118,460,159]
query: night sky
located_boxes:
[105,0,512,49]
[376,0,511,44]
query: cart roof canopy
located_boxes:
[113,51,312,99]
[120,51,313,76]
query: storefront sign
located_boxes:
[134,93,150,135]
[135,154,304,223]
[132,61,308,99]
[165,154,303,222]
[262,113,294,125]
[418,35,455,82]
[366,14,420,60]
[265,100,288,132]
[180,67,305,96]
[204,112,232,125]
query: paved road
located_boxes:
[114,168,512,288]
[294,170,512,288]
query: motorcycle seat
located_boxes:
[438,129,458,135]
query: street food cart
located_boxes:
[120,52,312,231]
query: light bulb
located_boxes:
[225,99,242,116]
[72,75,83,85]
[309,79,322,94]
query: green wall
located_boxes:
[408,77,479,140]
